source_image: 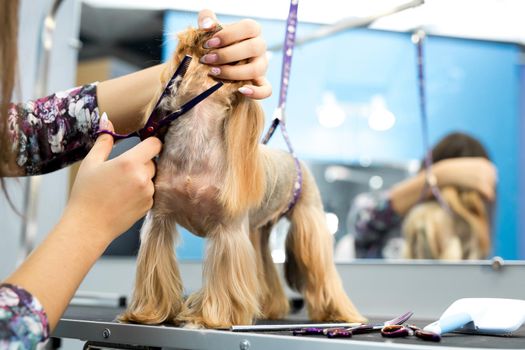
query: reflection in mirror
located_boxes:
[80,1,525,262]
[333,132,494,261]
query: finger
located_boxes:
[210,54,267,81]
[201,37,266,65]
[123,137,162,163]
[205,19,261,48]
[198,9,218,30]
[482,185,496,202]
[145,160,156,179]
[98,112,114,132]
[84,119,115,164]
[238,76,272,100]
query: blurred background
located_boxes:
[1,0,524,281]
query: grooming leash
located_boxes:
[97,55,223,141]
[413,31,452,214]
[262,0,303,215]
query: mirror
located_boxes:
[79,1,525,261]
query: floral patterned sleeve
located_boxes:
[6,83,101,176]
[348,191,403,259]
[0,284,49,349]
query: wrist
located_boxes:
[59,205,113,252]
[431,162,446,187]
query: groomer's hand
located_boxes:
[65,117,162,244]
[434,157,497,201]
[198,9,271,100]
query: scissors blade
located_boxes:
[158,81,223,128]
[172,55,192,91]
[145,55,193,128]
[179,81,223,113]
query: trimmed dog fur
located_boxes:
[120,27,365,328]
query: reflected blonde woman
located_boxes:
[402,132,492,260]
[348,131,496,259]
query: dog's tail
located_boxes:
[284,166,366,322]
[119,212,183,324]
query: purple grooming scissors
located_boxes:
[97,55,223,141]
[381,324,441,342]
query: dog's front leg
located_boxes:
[177,215,260,328]
[250,223,290,319]
[120,211,184,324]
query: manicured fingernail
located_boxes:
[204,37,221,49]
[98,112,109,130]
[210,67,221,76]
[200,17,215,29]
[238,86,254,95]
[200,53,218,64]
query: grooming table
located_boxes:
[53,305,525,350]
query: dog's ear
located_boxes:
[220,95,265,216]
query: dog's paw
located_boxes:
[261,299,290,320]
[182,322,205,329]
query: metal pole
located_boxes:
[268,0,425,52]
[18,0,65,263]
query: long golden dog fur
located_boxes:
[120,27,365,327]
[402,187,490,260]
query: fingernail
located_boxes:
[200,53,218,64]
[98,112,109,130]
[210,67,221,76]
[238,86,254,95]
[200,17,215,29]
[204,37,221,49]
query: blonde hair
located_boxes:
[0,1,19,162]
[402,186,490,260]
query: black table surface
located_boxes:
[59,305,525,349]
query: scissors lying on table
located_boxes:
[97,55,223,142]
[381,324,441,342]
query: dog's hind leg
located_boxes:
[250,223,290,319]
[177,216,260,328]
[120,211,183,324]
[284,168,366,323]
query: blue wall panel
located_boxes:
[164,11,522,260]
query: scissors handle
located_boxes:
[381,325,411,338]
[96,129,139,140]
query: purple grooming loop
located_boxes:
[413,31,452,214]
[262,0,303,215]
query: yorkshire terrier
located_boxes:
[120,27,365,328]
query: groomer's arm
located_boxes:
[97,9,270,134]
[97,64,165,134]
[389,171,428,216]
[5,214,112,330]
[4,128,162,330]
[389,157,496,216]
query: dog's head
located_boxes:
[151,27,252,122]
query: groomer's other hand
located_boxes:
[66,118,162,244]
[198,9,271,100]
[434,157,497,201]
